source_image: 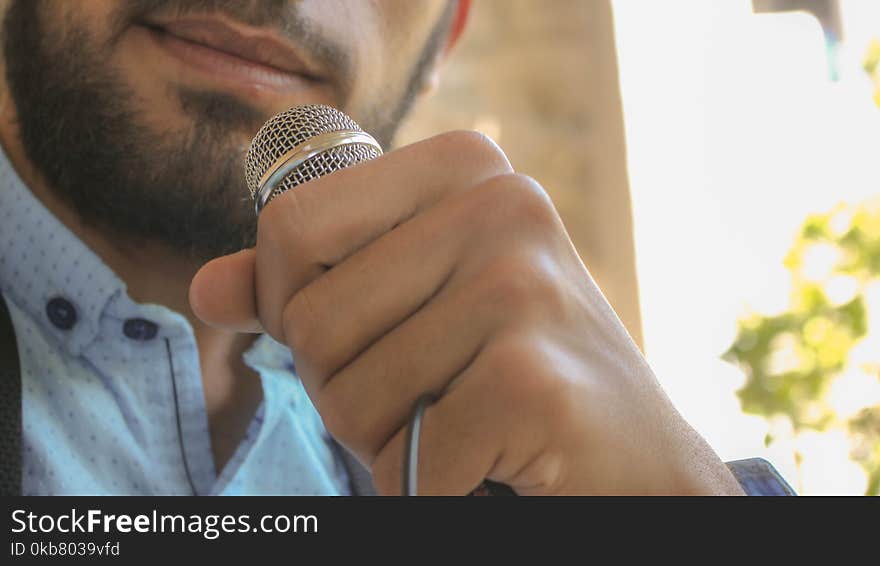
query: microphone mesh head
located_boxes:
[245,104,382,207]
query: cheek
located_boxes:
[296,0,436,118]
[35,0,185,133]
[340,26,427,129]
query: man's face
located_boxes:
[2,0,452,259]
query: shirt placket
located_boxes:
[159,329,218,495]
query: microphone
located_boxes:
[245,104,383,215]
[245,104,515,496]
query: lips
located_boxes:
[139,16,324,91]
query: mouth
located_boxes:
[137,15,326,94]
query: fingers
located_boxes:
[189,132,515,340]
[260,130,512,266]
[254,131,513,340]
[306,244,566,466]
[189,249,262,333]
[280,174,513,383]
[188,136,579,496]
[284,176,567,462]
[311,261,500,463]
[371,387,500,496]
[369,333,571,495]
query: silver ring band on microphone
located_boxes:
[254,130,383,215]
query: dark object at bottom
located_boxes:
[471,480,518,496]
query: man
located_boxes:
[0,0,772,495]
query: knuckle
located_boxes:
[475,251,565,317]
[517,448,570,496]
[480,335,538,388]
[498,173,559,228]
[466,174,559,235]
[433,129,513,173]
[282,291,321,365]
[478,255,537,309]
[477,354,579,488]
[258,189,321,264]
[480,335,571,416]
[257,189,303,243]
[315,383,378,460]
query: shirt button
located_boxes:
[46,297,77,330]
[123,318,159,341]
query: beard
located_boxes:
[2,0,452,261]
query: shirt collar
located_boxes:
[0,147,125,356]
[0,146,295,369]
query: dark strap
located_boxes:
[0,293,22,496]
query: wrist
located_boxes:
[667,428,746,495]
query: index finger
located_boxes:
[254,129,512,341]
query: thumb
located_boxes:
[189,248,263,333]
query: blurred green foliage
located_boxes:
[723,202,880,494]
[866,39,880,108]
[849,407,880,495]
[724,41,880,496]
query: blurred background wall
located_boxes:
[396,0,644,350]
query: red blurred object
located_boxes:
[446,0,471,52]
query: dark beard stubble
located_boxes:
[2,0,454,261]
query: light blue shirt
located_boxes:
[0,149,350,495]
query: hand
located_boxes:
[190,131,743,495]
